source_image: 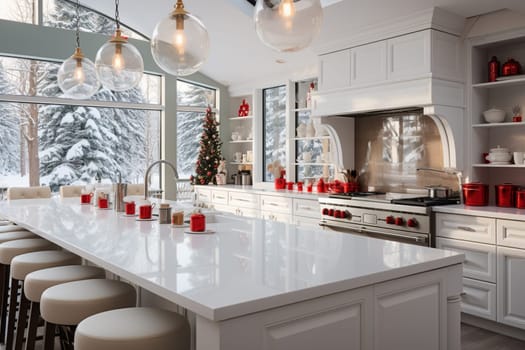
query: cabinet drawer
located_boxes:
[195,188,211,204]
[293,198,320,219]
[293,216,322,229]
[436,237,496,283]
[211,190,228,205]
[497,219,525,249]
[261,210,291,224]
[461,278,497,321]
[229,192,259,209]
[235,207,259,219]
[436,213,496,244]
[260,195,292,214]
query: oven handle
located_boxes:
[320,222,428,245]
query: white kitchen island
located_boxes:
[0,198,463,350]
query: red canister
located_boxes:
[462,183,489,206]
[190,212,206,232]
[488,56,500,82]
[515,188,525,209]
[495,183,517,207]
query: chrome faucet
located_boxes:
[416,167,463,204]
[144,160,179,200]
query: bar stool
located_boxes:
[40,279,136,350]
[0,239,57,345]
[23,265,106,350]
[0,226,32,234]
[75,307,190,350]
[10,251,82,350]
[6,186,51,200]
[59,186,84,198]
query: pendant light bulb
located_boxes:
[151,0,209,76]
[279,0,295,18]
[254,0,323,52]
[95,0,144,91]
[74,60,85,83]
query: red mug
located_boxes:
[296,182,303,192]
[80,193,93,204]
[125,202,136,215]
[98,197,108,209]
[286,182,294,191]
[139,203,155,219]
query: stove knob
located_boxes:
[329,209,335,217]
[386,215,395,225]
[322,208,329,216]
[407,218,418,228]
[341,211,349,219]
[395,217,404,226]
[334,210,342,218]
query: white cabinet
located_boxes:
[387,30,431,81]
[212,190,229,206]
[195,187,212,207]
[497,219,525,249]
[497,246,525,330]
[461,277,497,321]
[293,198,320,219]
[436,213,496,244]
[318,49,351,91]
[351,41,387,86]
[260,195,292,214]
[436,237,496,283]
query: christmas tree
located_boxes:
[193,106,222,185]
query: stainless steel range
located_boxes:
[318,192,460,247]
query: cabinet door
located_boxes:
[387,30,431,81]
[318,49,351,91]
[293,216,322,229]
[261,210,291,224]
[435,213,496,244]
[211,190,228,205]
[260,195,292,215]
[497,219,525,249]
[461,277,497,321]
[293,198,320,219]
[436,237,496,283]
[195,188,212,206]
[237,207,260,219]
[229,192,259,209]
[351,41,387,86]
[497,246,525,329]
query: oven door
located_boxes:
[320,220,430,247]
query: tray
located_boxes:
[184,229,215,234]
[136,217,158,221]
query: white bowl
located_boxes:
[483,108,506,123]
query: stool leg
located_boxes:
[0,264,10,343]
[14,285,30,350]
[43,322,55,350]
[6,278,20,349]
[24,302,38,350]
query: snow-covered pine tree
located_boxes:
[193,107,222,185]
[0,61,19,175]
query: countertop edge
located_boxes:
[433,204,525,220]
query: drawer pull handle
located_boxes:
[268,202,280,207]
[236,198,250,202]
[460,292,467,297]
[298,206,314,211]
[457,226,475,232]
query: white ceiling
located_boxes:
[81,0,525,95]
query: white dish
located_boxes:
[122,213,137,217]
[136,217,157,221]
[172,224,190,228]
[98,207,112,210]
[184,229,215,234]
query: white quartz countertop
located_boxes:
[0,198,463,321]
[194,184,329,200]
[433,204,525,220]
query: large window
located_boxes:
[263,85,287,181]
[0,1,162,191]
[176,80,218,179]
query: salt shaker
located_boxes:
[158,203,171,224]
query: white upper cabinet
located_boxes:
[351,41,388,87]
[318,49,351,91]
[387,31,431,81]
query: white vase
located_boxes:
[296,122,307,137]
[306,120,316,138]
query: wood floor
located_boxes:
[461,323,525,350]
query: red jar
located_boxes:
[316,178,326,193]
[515,189,525,209]
[502,58,521,76]
[495,183,517,207]
[190,213,206,232]
[488,56,500,82]
[462,183,489,206]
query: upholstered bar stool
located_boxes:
[75,307,190,350]
[0,239,57,344]
[6,186,51,200]
[23,265,106,350]
[10,251,82,350]
[40,279,136,350]
[126,184,145,196]
[59,186,84,198]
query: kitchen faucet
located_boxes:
[416,167,463,204]
[144,160,179,200]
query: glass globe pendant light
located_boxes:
[151,0,209,76]
[57,0,99,99]
[95,0,144,91]
[254,0,323,52]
